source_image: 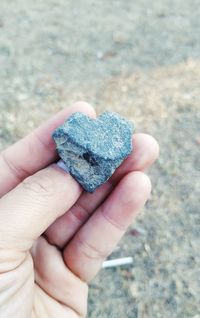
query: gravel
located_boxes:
[0,1,199,317]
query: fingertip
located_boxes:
[68,101,96,118]
[142,133,159,161]
[133,171,152,198]
[127,133,159,172]
[121,171,152,202]
[134,133,159,164]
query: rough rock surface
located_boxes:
[53,112,133,192]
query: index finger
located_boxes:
[0,102,96,197]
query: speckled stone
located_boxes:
[53,111,133,192]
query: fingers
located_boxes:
[111,133,159,183]
[0,164,82,272]
[0,102,96,197]
[63,171,151,282]
[45,133,159,249]
[31,237,88,317]
[44,180,113,249]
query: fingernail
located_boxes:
[56,159,69,173]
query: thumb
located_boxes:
[0,164,82,260]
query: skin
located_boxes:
[0,102,159,317]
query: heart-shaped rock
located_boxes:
[53,111,133,192]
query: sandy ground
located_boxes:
[0,1,200,317]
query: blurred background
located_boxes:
[0,1,200,317]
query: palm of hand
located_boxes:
[21,240,88,318]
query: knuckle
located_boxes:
[21,171,54,197]
[70,203,90,223]
[77,234,108,261]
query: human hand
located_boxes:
[0,102,159,318]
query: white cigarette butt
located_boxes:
[102,257,133,268]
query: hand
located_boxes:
[0,102,159,318]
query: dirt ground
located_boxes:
[0,1,200,317]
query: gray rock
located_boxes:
[52,111,133,192]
